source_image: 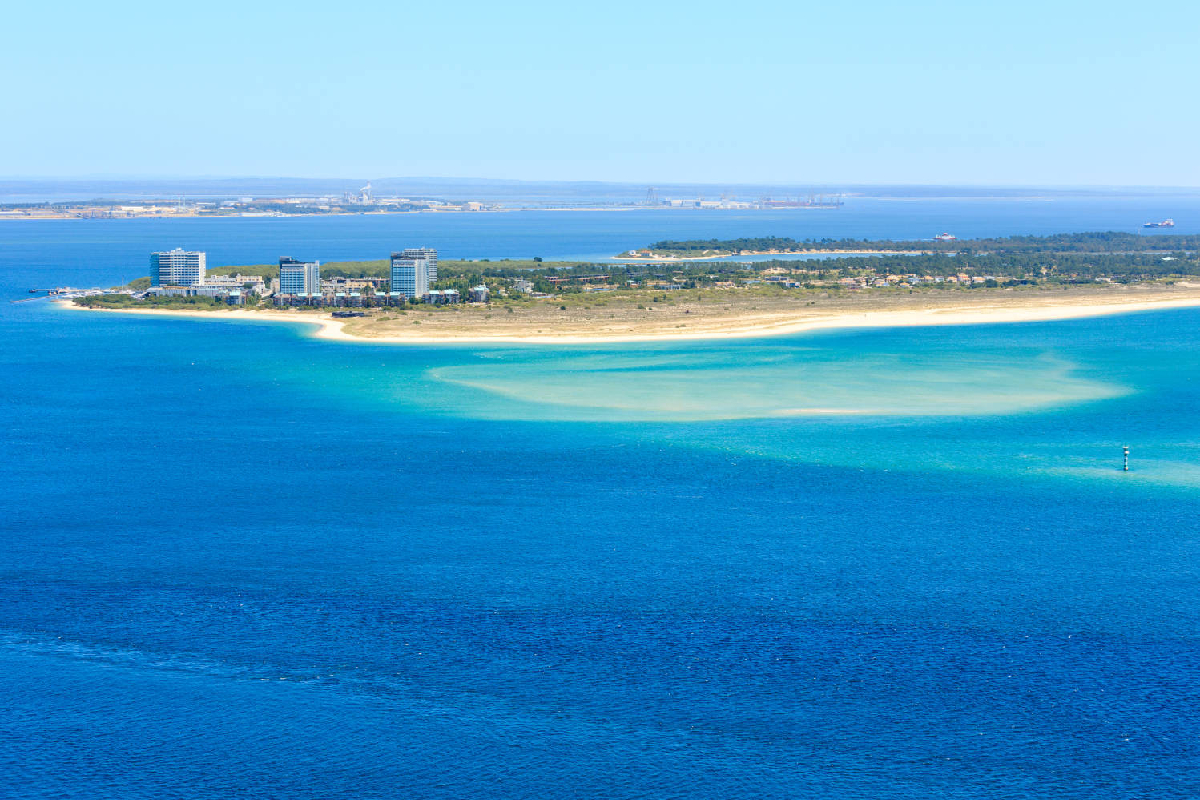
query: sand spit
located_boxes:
[60,288,1200,345]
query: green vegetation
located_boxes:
[322,259,387,278]
[629,232,1200,258]
[207,263,279,280]
[74,294,232,310]
[84,232,1200,318]
[205,257,612,296]
[748,251,1197,281]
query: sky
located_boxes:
[4,0,1199,186]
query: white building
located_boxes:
[390,251,432,299]
[278,257,320,295]
[146,285,244,304]
[204,273,266,293]
[151,249,206,286]
[427,289,460,305]
[397,247,438,283]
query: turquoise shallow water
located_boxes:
[425,344,1123,420]
[3,208,1200,798]
[204,307,1194,488]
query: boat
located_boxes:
[934,232,957,241]
[1143,219,1175,228]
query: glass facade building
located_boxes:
[151,249,206,286]
[398,247,438,283]
[390,250,434,299]
[278,257,320,296]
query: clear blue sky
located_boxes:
[5,0,1198,185]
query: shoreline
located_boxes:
[57,290,1200,345]
[613,249,927,261]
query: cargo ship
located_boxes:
[1143,219,1175,228]
[934,232,957,241]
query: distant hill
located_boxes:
[4,177,1200,204]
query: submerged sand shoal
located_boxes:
[60,285,1200,345]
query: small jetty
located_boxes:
[12,287,107,304]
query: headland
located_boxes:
[63,283,1200,344]
[56,231,1200,343]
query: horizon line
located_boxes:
[2,176,1200,192]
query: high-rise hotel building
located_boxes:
[390,248,437,299]
[398,247,438,283]
[151,249,206,286]
[278,257,321,295]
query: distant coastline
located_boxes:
[614,249,926,262]
[618,231,1200,260]
[0,205,840,221]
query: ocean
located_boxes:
[3,199,1200,798]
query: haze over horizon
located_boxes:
[6,176,1200,191]
[5,0,1199,185]
[7,176,1200,206]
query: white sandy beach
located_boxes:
[58,291,1200,345]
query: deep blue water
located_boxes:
[2,196,1197,287]
[3,203,1200,798]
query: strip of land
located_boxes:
[614,249,924,261]
[61,283,1200,344]
[58,231,1200,343]
[619,231,1200,259]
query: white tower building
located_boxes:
[151,249,206,286]
[278,257,321,295]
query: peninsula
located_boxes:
[63,283,1200,343]
[63,232,1200,343]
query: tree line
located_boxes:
[644,232,1200,255]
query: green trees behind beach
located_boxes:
[642,232,1200,256]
